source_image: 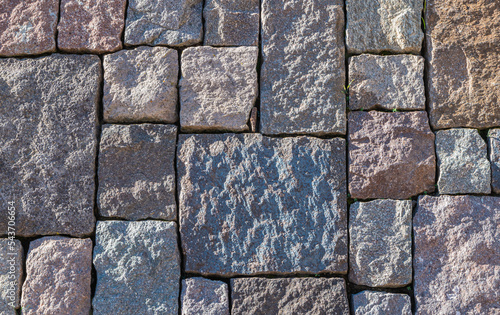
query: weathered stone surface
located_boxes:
[180,47,258,132]
[124,0,203,47]
[349,200,412,288]
[349,54,425,111]
[0,54,99,237]
[93,221,180,314]
[204,0,259,46]
[21,237,92,315]
[0,239,23,313]
[414,195,500,314]
[0,0,58,56]
[103,46,179,123]
[178,134,347,275]
[58,0,126,53]
[181,278,229,315]
[348,111,435,199]
[352,291,412,315]
[436,128,491,194]
[231,278,350,314]
[426,0,500,129]
[489,129,500,194]
[346,0,424,54]
[261,0,346,135]
[98,124,177,220]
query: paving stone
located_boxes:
[124,0,203,47]
[103,46,179,123]
[0,239,23,314]
[93,221,180,315]
[98,124,177,221]
[261,0,346,136]
[231,277,350,314]
[436,128,491,194]
[348,111,436,199]
[21,237,92,315]
[426,0,500,129]
[58,0,126,53]
[0,54,100,237]
[0,0,58,56]
[180,47,258,132]
[414,195,500,314]
[178,134,347,275]
[349,200,412,288]
[204,0,259,46]
[346,0,424,54]
[489,129,500,194]
[352,291,411,315]
[348,54,425,111]
[181,278,229,315]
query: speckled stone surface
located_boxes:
[0,239,23,314]
[489,129,500,194]
[181,278,229,315]
[352,291,412,315]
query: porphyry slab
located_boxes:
[181,278,229,315]
[489,129,500,194]
[0,239,23,314]
[352,291,412,315]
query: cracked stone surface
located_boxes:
[0,0,58,56]
[414,195,500,314]
[98,124,177,221]
[0,239,23,314]
[261,0,346,136]
[103,46,179,123]
[178,134,347,276]
[0,54,99,237]
[231,277,350,314]
[352,291,412,315]
[346,0,424,54]
[21,237,92,315]
[348,54,425,111]
[489,129,500,194]
[124,0,203,47]
[93,221,180,315]
[181,278,229,315]
[436,128,491,194]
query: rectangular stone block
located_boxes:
[178,134,347,276]
[352,291,411,315]
[0,54,100,237]
[0,239,23,314]
[261,0,346,136]
[489,129,500,194]
[181,278,229,315]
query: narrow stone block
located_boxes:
[352,291,412,315]
[181,278,229,315]
[489,129,500,194]
[0,239,23,314]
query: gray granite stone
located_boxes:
[346,0,424,54]
[436,128,491,194]
[352,291,412,315]
[178,134,347,276]
[0,239,23,314]
[181,278,229,315]
[0,54,99,237]
[93,221,180,315]
[98,124,177,221]
[414,195,500,314]
[103,46,179,123]
[261,0,346,135]
[231,277,350,314]
[489,129,500,194]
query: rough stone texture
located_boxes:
[181,278,229,315]
[349,54,425,111]
[489,129,500,194]
[103,46,179,123]
[349,200,412,288]
[178,134,347,276]
[58,0,126,53]
[231,278,350,314]
[348,111,435,199]
[261,0,346,136]
[415,195,500,314]
[180,47,258,132]
[124,0,203,47]
[436,128,491,195]
[352,291,412,315]
[98,124,177,220]
[346,0,424,54]
[93,221,180,315]
[0,54,99,237]
[21,237,92,315]
[426,0,500,129]
[0,0,58,56]
[204,0,259,46]
[0,239,23,314]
